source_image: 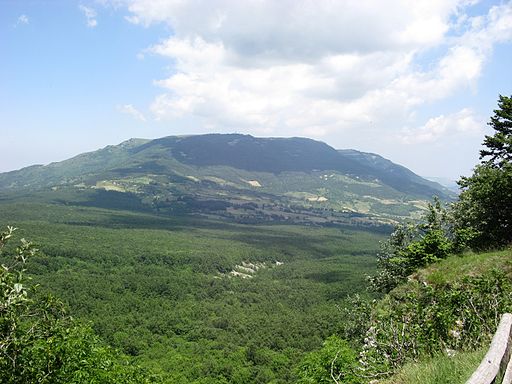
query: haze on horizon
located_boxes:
[1,0,511,180]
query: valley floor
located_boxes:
[0,201,384,383]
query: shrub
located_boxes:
[296,335,362,384]
[359,269,512,378]
[370,198,455,293]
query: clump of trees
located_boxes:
[455,95,512,249]
[0,226,157,384]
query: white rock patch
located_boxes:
[246,180,262,187]
[224,261,283,279]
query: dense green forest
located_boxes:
[0,202,383,383]
[1,95,511,383]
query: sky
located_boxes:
[1,0,511,179]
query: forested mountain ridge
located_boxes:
[0,134,451,224]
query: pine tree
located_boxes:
[480,94,512,167]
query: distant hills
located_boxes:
[424,176,460,193]
[0,134,453,227]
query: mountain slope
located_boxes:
[0,134,452,224]
[336,149,449,197]
[133,134,448,197]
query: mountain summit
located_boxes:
[0,134,452,225]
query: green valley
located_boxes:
[0,200,383,383]
[1,134,450,381]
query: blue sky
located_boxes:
[1,0,511,179]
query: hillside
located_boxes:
[381,249,512,384]
[295,244,512,384]
[0,134,452,226]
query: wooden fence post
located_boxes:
[466,313,512,384]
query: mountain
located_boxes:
[0,134,452,226]
[424,176,460,193]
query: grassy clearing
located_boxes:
[414,249,512,286]
[382,349,485,384]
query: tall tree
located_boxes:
[455,95,512,249]
[480,94,512,167]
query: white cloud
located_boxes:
[124,0,464,63]
[400,108,482,144]
[117,104,147,122]
[111,0,512,155]
[16,14,29,25]
[79,5,98,28]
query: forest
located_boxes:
[1,95,511,383]
[0,202,384,383]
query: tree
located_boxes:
[480,95,512,167]
[455,163,512,249]
[296,336,361,384]
[454,95,512,249]
[369,198,454,293]
[0,226,157,384]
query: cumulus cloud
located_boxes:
[111,0,512,146]
[79,5,98,28]
[124,0,461,56]
[400,108,483,144]
[117,104,147,122]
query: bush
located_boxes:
[370,198,455,293]
[359,269,512,378]
[296,335,362,384]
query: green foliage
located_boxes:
[296,335,362,384]
[18,322,157,384]
[336,294,374,343]
[480,94,512,167]
[370,198,455,292]
[455,163,512,249]
[360,267,512,378]
[0,226,156,384]
[0,203,383,383]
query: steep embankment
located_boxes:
[379,249,512,384]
